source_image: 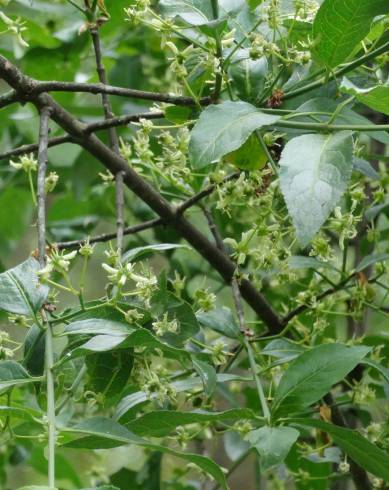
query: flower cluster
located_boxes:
[156,128,191,188]
[249,33,280,60]
[37,249,78,283]
[0,330,15,359]
[102,260,157,305]
[0,11,28,47]
[10,153,37,173]
[152,313,179,336]
[293,0,319,21]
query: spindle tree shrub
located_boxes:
[0,0,388,489]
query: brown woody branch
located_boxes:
[56,173,240,249]
[0,54,283,334]
[56,218,162,250]
[3,81,211,107]
[0,111,164,162]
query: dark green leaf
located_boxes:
[356,253,389,272]
[0,360,41,390]
[85,349,134,400]
[192,359,217,397]
[0,258,49,316]
[229,52,268,104]
[272,344,370,417]
[196,307,241,339]
[353,157,380,180]
[289,418,389,481]
[189,101,279,169]
[312,0,389,67]
[125,408,255,437]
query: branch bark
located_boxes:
[3,81,211,106]
[56,173,240,250]
[0,54,283,334]
[90,26,124,251]
[0,111,163,162]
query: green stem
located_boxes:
[210,0,223,101]
[28,170,37,206]
[244,337,270,421]
[255,131,278,174]
[274,120,389,132]
[283,40,389,100]
[45,320,56,489]
[341,241,349,275]
[327,96,355,125]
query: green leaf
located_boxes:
[125,408,255,437]
[228,51,268,104]
[61,319,134,337]
[0,360,41,390]
[362,358,389,384]
[353,157,380,180]
[341,77,389,116]
[159,0,214,25]
[23,324,45,376]
[365,203,389,221]
[262,339,305,362]
[62,417,229,489]
[0,258,49,316]
[68,328,192,361]
[287,255,336,271]
[122,243,190,263]
[189,101,279,169]
[196,307,241,339]
[272,344,370,417]
[279,131,353,246]
[115,373,250,420]
[356,253,389,272]
[193,359,217,397]
[85,348,134,400]
[289,418,389,481]
[312,0,389,67]
[165,106,194,124]
[247,426,299,471]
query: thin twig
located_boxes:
[37,107,51,264]
[0,112,163,162]
[28,81,211,106]
[56,218,162,249]
[90,26,124,251]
